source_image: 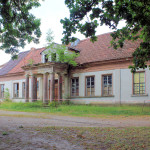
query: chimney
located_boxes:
[31,47,36,51]
[71,39,80,47]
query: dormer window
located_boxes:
[51,53,56,62]
[44,54,48,63]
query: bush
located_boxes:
[61,100,73,105]
[4,88,11,102]
[49,100,59,108]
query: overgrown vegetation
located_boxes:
[4,88,11,102]
[0,101,149,117]
[45,29,79,66]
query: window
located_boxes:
[86,76,95,96]
[37,81,39,98]
[71,78,79,96]
[0,84,4,98]
[14,83,19,98]
[133,72,145,95]
[102,75,112,96]
[22,82,25,98]
[44,54,48,63]
[51,53,56,61]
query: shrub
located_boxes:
[61,100,73,105]
[4,88,11,102]
[49,100,59,108]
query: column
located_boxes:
[58,74,62,101]
[43,73,48,104]
[62,74,69,100]
[25,74,29,102]
[31,74,37,102]
[39,76,43,101]
[50,72,55,102]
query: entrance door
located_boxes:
[54,80,58,100]
[49,79,58,100]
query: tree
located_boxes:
[0,0,42,59]
[45,29,79,66]
[61,0,150,72]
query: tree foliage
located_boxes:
[61,0,150,71]
[0,0,42,59]
[45,29,79,66]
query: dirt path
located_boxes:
[0,110,150,128]
[0,110,150,150]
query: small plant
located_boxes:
[19,125,24,128]
[28,59,34,65]
[4,88,11,102]
[2,132,9,136]
[62,100,73,105]
[49,100,59,108]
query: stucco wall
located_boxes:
[70,68,150,104]
[0,79,26,102]
[1,67,150,104]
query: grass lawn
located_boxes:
[1,126,150,149]
[0,101,149,117]
[36,126,150,149]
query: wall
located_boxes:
[0,79,26,102]
[70,68,150,104]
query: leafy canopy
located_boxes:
[61,0,150,71]
[0,0,42,59]
[45,29,79,66]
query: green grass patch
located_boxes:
[36,126,150,149]
[0,101,150,117]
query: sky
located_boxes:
[0,0,124,65]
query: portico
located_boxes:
[22,62,68,104]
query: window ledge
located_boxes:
[71,95,115,98]
[131,94,148,97]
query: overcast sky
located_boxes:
[0,0,124,65]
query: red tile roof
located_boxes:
[0,32,141,76]
[71,32,140,64]
[0,51,29,76]
[8,47,45,74]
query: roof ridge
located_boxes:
[79,31,113,43]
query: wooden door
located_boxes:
[54,80,58,100]
[49,79,58,100]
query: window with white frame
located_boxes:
[51,53,56,61]
[37,81,39,98]
[86,76,95,96]
[0,84,5,98]
[22,82,25,98]
[133,72,145,95]
[44,54,48,63]
[14,83,19,98]
[102,75,112,96]
[71,78,79,96]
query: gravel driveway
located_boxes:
[0,110,150,150]
[0,110,150,128]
